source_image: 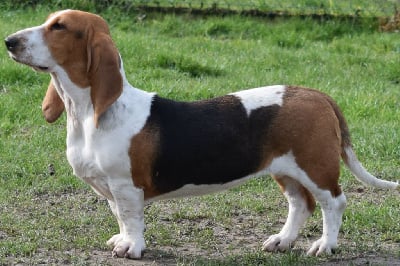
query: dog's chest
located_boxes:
[66,124,131,181]
[64,89,154,184]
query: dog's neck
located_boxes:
[50,67,92,128]
[50,60,155,131]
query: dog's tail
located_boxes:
[342,146,398,189]
[328,96,399,190]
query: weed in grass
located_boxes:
[206,22,232,38]
[155,53,223,78]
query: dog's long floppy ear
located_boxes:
[42,80,65,123]
[87,30,122,128]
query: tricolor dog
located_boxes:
[5,10,398,259]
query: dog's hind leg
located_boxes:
[306,191,346,256]
[292,151,347,255]
[263,175,316,252]
[291,153,347,256]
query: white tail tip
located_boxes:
[344,147,399,190]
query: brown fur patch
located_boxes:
[129,123,161,200]
[267,86,343,196]
[42,80,65,123]
[43,11,99,88]
[43,10,122,127]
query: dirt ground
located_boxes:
[3,187,399,266]
[75,250,400,266]
[7,240,400,266]
[6,211,399,266]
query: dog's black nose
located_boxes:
[5,37,19,52]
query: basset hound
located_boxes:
[5,10,398,259]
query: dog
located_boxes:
[5,10,398,259]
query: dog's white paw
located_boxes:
[106,234,123,247]
[110,236,145,259]
[307,238,336,256]
[262,234,293,252]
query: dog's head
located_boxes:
[5,10,122,127]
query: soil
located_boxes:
[7,239,400,266]
[6,208,399,266]
[4,189,399,265]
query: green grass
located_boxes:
[0,0,397,17]
[1,6,399,265]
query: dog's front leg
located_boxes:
[106,199,125,246]
[106,178,145,259]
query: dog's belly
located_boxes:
[146,173,255,203]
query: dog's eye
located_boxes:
[50,22,66,31]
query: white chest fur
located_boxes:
[52,68,154,198]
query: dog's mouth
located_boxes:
[32,65,49,71]
[10,55,49,72]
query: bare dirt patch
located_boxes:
[3,188,399,265]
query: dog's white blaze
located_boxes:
[28,27,53,65]
[230,85,286,116]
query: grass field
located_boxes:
[0,4,399,266]
[1,0,398,17]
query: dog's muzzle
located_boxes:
[5,36,20,53]
[5,35,50,72]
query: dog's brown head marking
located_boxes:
[43,10,122,127]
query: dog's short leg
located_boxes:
[106,200,125,248]
[307,192,346,256]
[107,178,145,259]
[263,175,315,252]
